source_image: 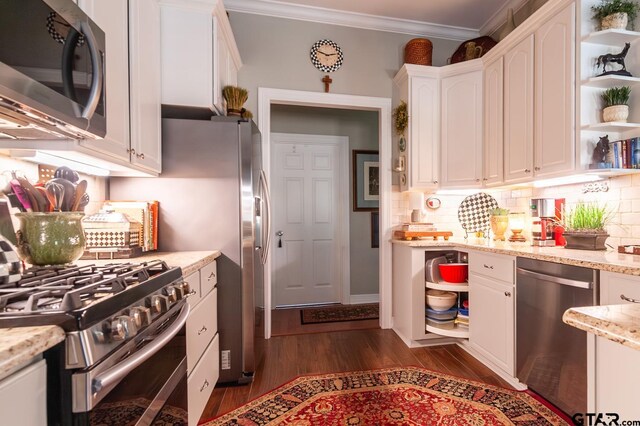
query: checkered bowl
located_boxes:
[0,236,22,285]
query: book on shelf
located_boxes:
[607,138,640,169]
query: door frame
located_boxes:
[258,88,392,338]
[271,132,351,307]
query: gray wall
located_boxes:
[271,105,379,296]
[229,12,461,116]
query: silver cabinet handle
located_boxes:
[200,379,210,392]
[208,272,215,280]
[505,291,511,297]
[483,264,494,270]
[433,180,438,184]
[79,21,103,120]
[198,325,208,335]
[620,294,640,303]
[186,289,197,297]
[516,267,592,289]
[136,153,145,160]
[525,169,531,173]
[534,166,541,171]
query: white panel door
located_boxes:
[272,135,345,306]
[504,34,534,184]
[483,56,504,186]
[534,2,575,177]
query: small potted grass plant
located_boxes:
[489,207,510,241]
[602,86,631,122]
[563,202,610,250]
[592,0,640,29]
[222,85,249,116]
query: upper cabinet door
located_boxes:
[503,35,534,184]
[483,56,504,186]
[77,0,130,162]
[409,76,440,189]
[129,0,162,172]
[440,70,483,189]
[535,2,576,178]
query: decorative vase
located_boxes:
[499,8,517,41]
[15,212,86,265]
[601,12,628,30]
[603,104,629,122]
[490,215,510,241]
[563,231,609,250]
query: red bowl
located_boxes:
[438,263,468,283]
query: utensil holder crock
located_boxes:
[15,212,86,265]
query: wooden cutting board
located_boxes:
[394,230,453,241]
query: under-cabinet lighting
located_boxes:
[9,150,110,176]
[435,189,482,196]
[532,174,602,188]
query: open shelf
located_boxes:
[584,167,640,176]
[582,75,640,89]
[425,281,469,292]
[583,29,640,46]
[582,122,640,132]
[426,322,469,338]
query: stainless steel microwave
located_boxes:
[0,0,106,140]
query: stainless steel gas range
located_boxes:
[0,261,191,425]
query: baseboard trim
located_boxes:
[350,294,379,304]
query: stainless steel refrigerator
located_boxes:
[110,116,270,384]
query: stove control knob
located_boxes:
[151,295,169,314]
[178,281,197,297]
[165,286,180,303]
[111,315,137,341]
[130,306,151,328]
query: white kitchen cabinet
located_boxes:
[0,359,47,426]
[483,56,503,186]
[128,0,162,172]
[440,67,483,189]
[77,0,162,174]
[159,0,242,114]
[594,271,640,419]
[503,35,534,184]
[468,252,515,376]
[393,66,440,190]
[534,2,575,178]
[186,259,219,425]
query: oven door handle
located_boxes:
[92,302,190,395]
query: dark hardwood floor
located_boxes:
[199,328,512,422]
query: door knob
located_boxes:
[276,231,284,248]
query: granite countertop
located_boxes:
[0,326,65,377]
[77,250,221,277]
[393,238,640,276]
[563,304,640,350]
[0,250,221,379]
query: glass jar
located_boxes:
[15,212,86,265]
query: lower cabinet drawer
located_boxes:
[469,251,514,283]
[188,334,219,426]
[184,271,202,309]
[200,260,217,298]
[0,359,47,426]
[187,287,217,373]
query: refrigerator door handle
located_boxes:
[259,170,272,265]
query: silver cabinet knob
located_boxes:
[433,180,438,184]
[534,166,540,171]
[525,169,531,173]
[111,315,137,341]
[483,178,488,181]
[505,291,512,297]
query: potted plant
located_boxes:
[601,86,631,122]
[563,203,611,250]
[592,0,640,30]
[489,207,510,241]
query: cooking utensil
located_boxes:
[45,182,65,212]
[16,177,47,213]
[9,180,32,212]
[425,256,447,283]
[46,178,75,211]
[54,166,80,183]
[35,187,53,212]
[77,192,90,212]
[71,180,87,211]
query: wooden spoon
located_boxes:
[16,177,47,213]
[71,180,87,211]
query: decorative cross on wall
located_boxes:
[322,75,333,93]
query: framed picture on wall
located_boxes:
[353,150,379,211]
[371,211,379,248]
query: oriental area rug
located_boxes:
[299,303,379,324]
[202,367,570,425]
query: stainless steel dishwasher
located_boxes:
[516,257,598,417]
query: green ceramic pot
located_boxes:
[15,212,86,265]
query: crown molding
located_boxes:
[223,0,479,41]
[478,0,531,36]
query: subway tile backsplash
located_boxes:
[392,174,637,248]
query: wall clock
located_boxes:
[310,39,344,73]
